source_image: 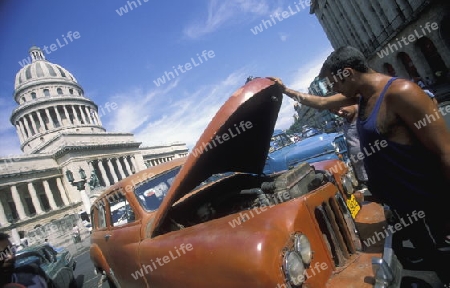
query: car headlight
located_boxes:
[341,173,354,194]
[294,234,312,265]
[283,251,306,286]
[331,141,340,153]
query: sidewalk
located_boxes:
[66,233,91,257]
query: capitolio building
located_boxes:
[0,46,188,242]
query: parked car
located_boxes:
[323,120,340,133]
[15,244,77,288]
[301,127,321,138]
[90,77,380,288]
[264,129,351,174]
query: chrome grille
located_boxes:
[334,135,347,156]
[314,193,358,267]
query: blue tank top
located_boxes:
[356,77,446,213]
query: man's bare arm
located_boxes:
[268,77,356,109]
[388,80,450,180]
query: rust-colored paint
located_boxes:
[90,78,388,287]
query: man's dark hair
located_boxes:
[0,232,10,241]
[319,46,370,78]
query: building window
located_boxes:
[69,88,73,94]
[31,92,37,99]
[21,97,25,103]
[44,89,50,97]
[57,88,63,95]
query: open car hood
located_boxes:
[151,78,283,236]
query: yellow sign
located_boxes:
[346,194,361,219]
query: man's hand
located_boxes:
[267,77,286,92]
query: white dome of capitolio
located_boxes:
[14,46,78,92]
[10,46,106,154]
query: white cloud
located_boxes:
[0,99,23,156]
[104,67,251,149]
[104,79,180,133]
[183,0,275,39]
[103,48,333,149]
[278,32,289,42]
[288,47,333,93]
[274,47,334,130]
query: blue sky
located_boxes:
[0,0,333,157]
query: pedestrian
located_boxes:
[269,46,450,283]
[330,104,369,192]
[72,224,81,244]
[412,77,437,105]
[0,232,48,287]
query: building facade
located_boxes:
[310,0,450,89]
[293,77,340,130]
[0,47,188,235]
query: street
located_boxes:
[73,248,108,288]
[65,235,108,288]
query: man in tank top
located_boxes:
[269,46,450,283]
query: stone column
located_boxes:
[36,110,46,132]
[62,105,71,125]
[29,114,38,135]
[71,105,80,125]
[122,157,132,176]
[11,185,26,220]
[22,115,33,136]
[54,106,63,127]
[107,159,119,183]
[45,108,55,129]
[0,200,9,227]
[115,158,126,180]
[18,120,27,139]
[15,125,24,143]
[84,106,93,124]
[94,111,102,126]
[78,105,87,124]
[42,180,57,210]
[98,160,111,186]
[27,182,43,214]
[56,177,70,206]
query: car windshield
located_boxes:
[302,129,319,138]
[134,166,181,212]
[15,252,43,267]
[269,134,293,152]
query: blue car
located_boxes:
[263,129,350,175]
[15,244,77,288]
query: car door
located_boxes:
[104,192,145,288]
[41,246,73,288]
[90,200,112,275]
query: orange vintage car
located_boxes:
[90,78,385,288]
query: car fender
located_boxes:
[89,243,110,275]
[310,159,350,195]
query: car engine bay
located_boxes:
[162,163,334,232]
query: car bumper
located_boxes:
[371,230,403,287]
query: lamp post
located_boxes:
[66,167,91,217]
